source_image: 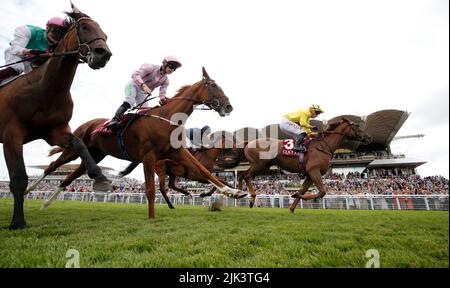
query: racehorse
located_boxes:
[119,131,238,209]
[26,68,246,219]
[239,118,371,209]
[0,3,112,230]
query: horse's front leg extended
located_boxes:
[178,148,246,198]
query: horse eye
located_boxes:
[211,83,217,88]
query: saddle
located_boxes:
[91,108,152,161]
[0,75,22,88]
[92,109,150,135]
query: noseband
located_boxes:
[61,17,107,62]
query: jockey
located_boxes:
[0,17,68,82]
[185,125,211,150]
[280,104,324,152]
[107,55,182,130]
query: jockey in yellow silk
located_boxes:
[280,104,324,152]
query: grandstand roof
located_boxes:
[368,158,426,168]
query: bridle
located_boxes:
[58,16,107,62]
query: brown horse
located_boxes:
[27,68,246,218]
[239,118,371,209]
[0,4,112,230]
[119,130,238,209]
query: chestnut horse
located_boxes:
[119,130,239,209]
[27,68,246,218]
[239,118,371,209]
[0,4,112,230]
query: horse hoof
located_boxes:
[291,193,299,198]
[9,221,27,230]
[249,201,254,208]
[40,202,50,210]
[199,193,206,198]
[289,208,295,213]
[93,179,113,192]
[236,193,247,199]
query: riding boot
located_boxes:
[293,132,307,152]
[107,105,129,130]
[0,67,20,82]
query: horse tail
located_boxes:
[48,146,64,157]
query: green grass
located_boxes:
[0,199,448,268]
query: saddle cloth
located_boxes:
[281,138,311,157]
[92,109,149,135]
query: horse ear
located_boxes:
[202,66,210,80]
[71,1,82,14]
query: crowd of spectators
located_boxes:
[1,172,448,196]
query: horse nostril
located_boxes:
[225,105,233,113]
[93,48,106,56]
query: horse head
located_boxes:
[196,67,233,117]
[60,2,112,69]
[339,117,372,144]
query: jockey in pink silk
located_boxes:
[107,55,182,130]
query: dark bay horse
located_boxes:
[0,4,112,230]
[119,131,238,209]
[27,68,246,218]
[239,118,371,209]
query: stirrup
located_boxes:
[293,146,306,152]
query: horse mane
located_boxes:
[325,121,342,131]
[175,85,191,96]
[65,11,91,24]
[325,117,354,132]
[164,84,194,105]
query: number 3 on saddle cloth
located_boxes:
[281,138,312,174]
[92,112,145,160]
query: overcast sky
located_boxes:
[0,0,448,181]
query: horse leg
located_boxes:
[119,161,140,178]
[200,187,216,198]
[3,132,28,230]
[155,161,175,209]
[47,128,112,192]
[168,175,191,197]
[289,176,313,213]
[298,170,327,200]
[142,153,157,219]
[240,163,267,208]
[177,147,246,198]
[41,164,86,210]
[41,150,106,209]
[25,148,78,195]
